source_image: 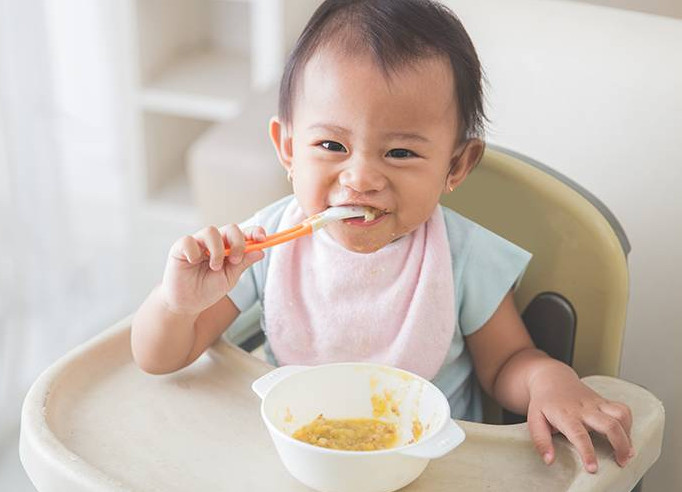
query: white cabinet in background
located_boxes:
[124,0,320,225]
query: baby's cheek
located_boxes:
[391,214,420,239]
[291,186,319,214]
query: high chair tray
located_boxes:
[20,316,664,491]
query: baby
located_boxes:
[132,0,633,474]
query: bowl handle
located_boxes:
[251,365,309,399]
[397,419,465,459]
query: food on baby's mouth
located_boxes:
[362,206,387,222]
[363,209,376,222]
[292,414,398,451]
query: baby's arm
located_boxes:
[131,224,265,374]
[466,292,634,473]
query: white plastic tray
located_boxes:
[20,317,664,491]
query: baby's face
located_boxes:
[287,48,461,253]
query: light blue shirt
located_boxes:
[228,195,532,421]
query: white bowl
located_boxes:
[252,363,465,492]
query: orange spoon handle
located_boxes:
[203,223,314,258]
[231,223,312,254]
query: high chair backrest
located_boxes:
[441,145,630,379]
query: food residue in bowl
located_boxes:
[292,414,398,451]
[369,375,424,444]
[284,407,294,423]
[407,419,423,445]
[371,390,400,418]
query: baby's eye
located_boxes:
[320,141,347,152]
[386,148,417,159]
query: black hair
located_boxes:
[278,0,486,141]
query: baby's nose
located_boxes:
[338,159,387,193]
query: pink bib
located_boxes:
[263,199,455,380]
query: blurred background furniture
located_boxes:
[126,0,319,224]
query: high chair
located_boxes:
[19,146,663,491]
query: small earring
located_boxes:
[287,171,293,183]
[448,183,454,192]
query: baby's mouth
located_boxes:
[334,205,389,225]
[361,206,388,222]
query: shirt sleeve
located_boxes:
[227,265,259,313]
[457,226,532,336]
[226,194,294,312]
[226,210,260,312]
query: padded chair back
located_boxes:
[441,146,630,378]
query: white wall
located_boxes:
[570,0,682,19]
[447,0,682,490]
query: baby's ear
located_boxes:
[444,139,485,193]
[268,116,294,172]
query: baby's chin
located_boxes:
[339,239,385,254]
[325,226,394,254]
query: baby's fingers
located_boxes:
[600,401,633,436]
[243,225,267,242]
[194,226,225,271]
[528,407,555,465]
[554,418,598,473]
[584,412,633,467]
[220,223,246,265]
[170,235,203,264]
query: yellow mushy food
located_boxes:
[292,414,399,451]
